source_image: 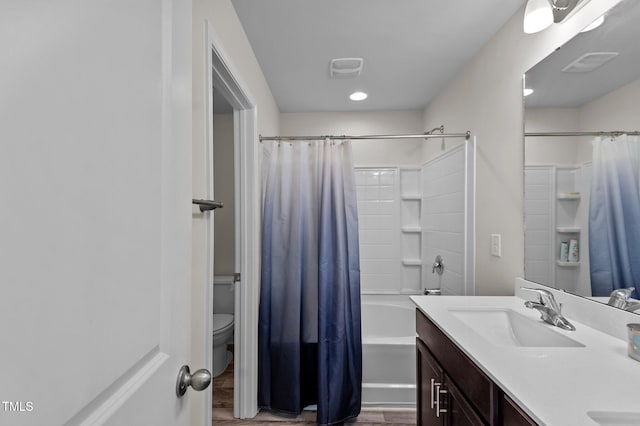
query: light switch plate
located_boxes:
[491,234,501,257]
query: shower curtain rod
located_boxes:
[259,129,471,142]
[525,131,640,137]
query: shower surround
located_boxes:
[355,142,475,406]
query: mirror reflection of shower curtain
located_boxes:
[258,139,362,425]
[589,135,640,297]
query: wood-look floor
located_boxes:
[212,355,417,425]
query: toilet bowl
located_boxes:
[212,313,234,377]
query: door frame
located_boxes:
[204,20,260,420]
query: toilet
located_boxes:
[212,313,234,377]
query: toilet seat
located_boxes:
[213,313,234,334]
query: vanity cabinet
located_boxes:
[500,395,537,426]
[417,338,483,425]
[416,309,537,425]
[417,338,444,424]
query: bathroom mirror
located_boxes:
[523,0,640,310]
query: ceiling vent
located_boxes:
[329,58,363,78]
[561,52,619,73]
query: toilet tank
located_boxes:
[213,275,235,315]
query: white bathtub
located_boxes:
[360,295,416,406]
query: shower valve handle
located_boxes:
[432,255,444,275]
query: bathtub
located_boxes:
[360,295,416,406]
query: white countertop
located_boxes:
[410,294,640,426]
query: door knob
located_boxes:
[175,365,212,397]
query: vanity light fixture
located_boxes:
[524,0,590,34]
[349,91,368,101]
[523,0,553,34]
[551,0,588,24]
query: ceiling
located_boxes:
[525,0,640,108]
[230,0,526,113]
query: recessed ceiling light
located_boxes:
[523,88,534,97]
[580,15,605,33]
[349,91,368,101]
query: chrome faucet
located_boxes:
[607,288,640,312]
[522,287,576,331]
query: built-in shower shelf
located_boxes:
[402,259,422,266]
[557,192,581,200]
[556,227,581,233]
[401,194,421,200]
[557,261,580,267]
[401,227,421,233]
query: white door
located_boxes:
[0,1,196,425]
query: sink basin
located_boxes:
[587,411,640,425]
[448,308,585,348]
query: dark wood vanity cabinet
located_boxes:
[417,338,483,425]
[500,395,537,426]
[417,338,443,425]
[416,309,537,426]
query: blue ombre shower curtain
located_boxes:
[590,135,640,297]
[258,139,361,425]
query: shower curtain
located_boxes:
[589,135,640,297]
[258,139,362,425]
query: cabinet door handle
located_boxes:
[430,379,436,409]
[435,384,448,417]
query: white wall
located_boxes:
[422,0,622,296]
[280,111,424,166]
[213,113,235,315]
[580,77,640,131]
[525,108,584,165]
[213,113,235,275]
